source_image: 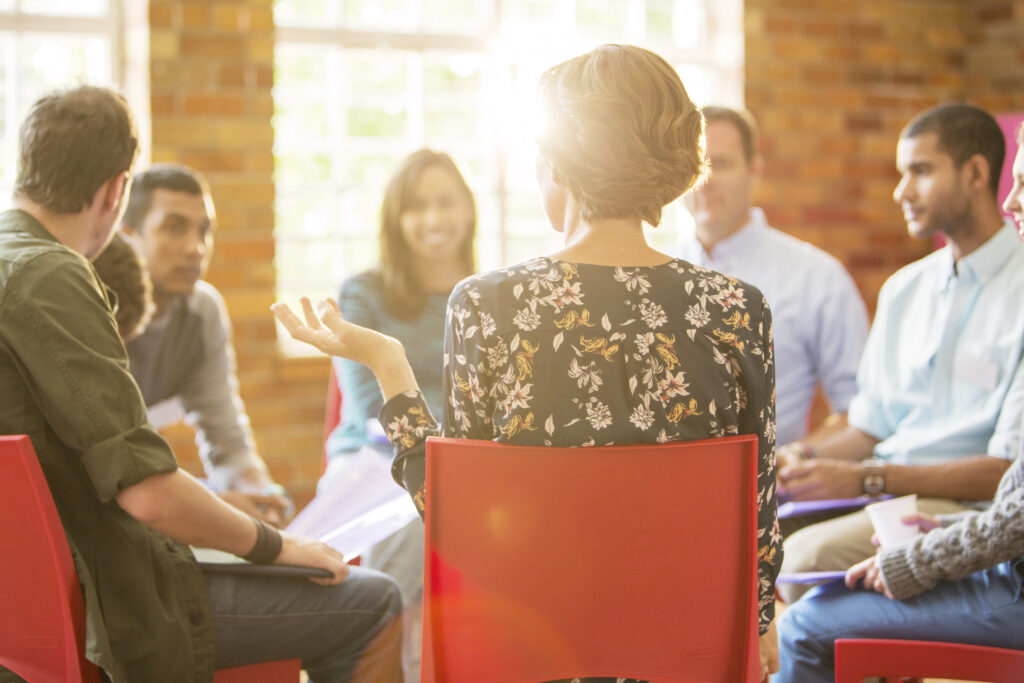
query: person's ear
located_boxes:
[750,153,765,180]
[962,152,992,195]
[98,171,129,213]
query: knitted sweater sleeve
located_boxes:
[879,458,1024,600]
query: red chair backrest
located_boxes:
[835,638,1024,683]
[0,434,301,682]
[0,434,99,683]
[421,434,761,683]
[322,362,343,474]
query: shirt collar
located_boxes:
[681,207,767,267]
[0,208,60,244]
[945,220,1019,287]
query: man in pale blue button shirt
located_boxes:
[674,106,869,447]
[777,103,1024,602]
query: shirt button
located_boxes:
[189,610,204,626]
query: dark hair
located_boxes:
[15,85,139,213]
[379,149,476,319]
[121,163,213,231]
[702,106,759,162]
[901,103,1005,199]
[536,44,706,227]
[93,230,154,341]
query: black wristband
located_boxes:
[242,518,282,564]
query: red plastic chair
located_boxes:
[0,434,300,683]
[322,362,344,475]
[421,434,762,683]
[834,638,1024,683]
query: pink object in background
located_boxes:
[998,112,1024,229]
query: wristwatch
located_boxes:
[861,458,886,496]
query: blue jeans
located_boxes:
[206,566,403,683]
[774,560,1024,683]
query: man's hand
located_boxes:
[844,555,895,599]
[276,532,350,586]
[778,458,863,500]
[759,619,780,680]
[220,490,290,528]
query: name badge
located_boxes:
[953,350,999,392]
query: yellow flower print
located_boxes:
[579,334,620,362]
[723,310,751,331]
[654,333,679,370]
[712,328,746,355]
[514,339,539,380]
[558,262,579,279]
[666,398,703,424]
[499,411,538,438]
[554,309,595,331]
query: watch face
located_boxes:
[864,474,885,495]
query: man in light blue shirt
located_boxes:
[675,106,868,447]
[777,102,1024,602]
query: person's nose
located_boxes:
[893,175,911,205]
[423,205,442,228]
[185,229,207,259]
[1003,179,1022,216]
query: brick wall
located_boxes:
[746,0,1024,313]
[146,0,329,509]
[744,0,969,310]
[966,1,1024,112]
[142,1,1024,510]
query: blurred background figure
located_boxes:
[321,148,477,682]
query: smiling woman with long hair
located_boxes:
[277,44,781,679]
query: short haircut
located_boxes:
[121,163,213,231]
[92,230,155,341]
[14,85,138,213]
[901,103,1005,199]
[536,44,706,227]
[702,106,759,162]
[379,149,477,319]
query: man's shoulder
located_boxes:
[183,280,229,318]
[758,223,851,275]
[1,235,96,307]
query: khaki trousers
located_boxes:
[777,497,971,603]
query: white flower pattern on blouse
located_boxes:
[382,256,781,634]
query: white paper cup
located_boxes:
[865,494,920,547]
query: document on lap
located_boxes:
[286,446,418,562]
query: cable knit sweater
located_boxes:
[880,453,1024,599]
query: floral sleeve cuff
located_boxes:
[380,390,439,514]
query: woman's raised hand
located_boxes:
[272,297,419,400]
[272,297,399,365]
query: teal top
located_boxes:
[325,269,449,458]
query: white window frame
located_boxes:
[0,1,123,201]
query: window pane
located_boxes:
[423,0,484,33]
[19,33,111,114]
[503,0,557,25]
[273,0,332,28]
[646,0,673,40]
[20,0,107,16]
[575,0,629,34]
[341,0,410,31]
[0,0,14,12]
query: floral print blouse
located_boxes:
[380,256,781,632]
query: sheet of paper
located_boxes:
[286,446,419,560]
